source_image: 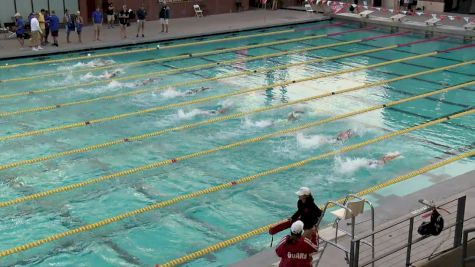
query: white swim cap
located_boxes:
[291,220,304,234]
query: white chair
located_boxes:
[391,14,406,22]
[193,5,204,18]
[305,4,314,14]
[425,17,441,26]
[359,10,374,18]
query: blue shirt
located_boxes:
[49,15,60,31]
[92,11,103,24]
[15,18,24,35]
[137,9,146,20]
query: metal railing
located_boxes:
[349,194,467,267]
[462,227,475,267]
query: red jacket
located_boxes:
[275,234,318,267]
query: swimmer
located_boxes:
[91,58,111,67]
[368,152,401,167]
[99,70,120,79]
[336,129,354,142]
[209,106,229,115]
[287,110,305,122]
[134,78,159,86]
[185,86,210,96]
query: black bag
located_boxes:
[417,209,444,236]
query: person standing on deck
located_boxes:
[159,3,170,33]
[136,6,146,38]
[49,11,60,47]
[275,220,319,267]
[92,7,103,41]
[291,187,322,239]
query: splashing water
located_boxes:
[334,156,373,174]
[176,109,211,120]
[243,118,274,128]
[161,87,186,99]
[296,133,332,149]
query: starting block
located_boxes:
[391,14,406,22]
[359,10,374,18]
[464,22,475,30]
[425,18,441,26]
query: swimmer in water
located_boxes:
[209,106,229,115]
[134,78,159,86]
[368,152,401,167]
[185,86,210,96]
[336,129,354,142]
[92,58,111,67]
[287,110,305,122]
[99,70,120,79]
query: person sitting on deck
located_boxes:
[291,187,322,239]
[275,220,319,267]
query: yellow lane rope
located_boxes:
[0,70,472,174]
[159,149,475,267]
[0,51,460,142]
[0,44,398,117]
[0,26,346,83]
[0,25,343,70]
[0,82,472,208]
[0,110,472,259]
[0,38,366,98]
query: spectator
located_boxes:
[275,220,318,267]
[118,5,129,38]
[291,187,322,239]
[63,9,75,43]
[75,11,84,43]
[38,9,46,44]
[49,10,60,47]
[136,5,146,38]
[92,7,103,41]
[272,0,278,10]
[14,13,25,49]
[159,3,170,33]
[107,1,115,28]
[44,10,50,44]
[30,13,43,51]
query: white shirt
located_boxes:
[30,17,40,32]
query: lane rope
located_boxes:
[158,149,475,267]
[0,23,352,70]
[1,82,472,208]
[0,23,348,82]
[2,51,470,142]
[0,110,472,259]
[0,29,377,97]
[0,69,473,174]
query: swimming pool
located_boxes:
[0,20,473,266]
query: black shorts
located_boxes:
[16,33,24,38]
[52,31,58,37]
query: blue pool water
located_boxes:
[0,20,474,266]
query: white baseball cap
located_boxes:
[15,13,21,17]
[295,186,311,196]
[291,220,304,234]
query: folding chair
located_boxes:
[305,4,315,14]
[193,5,204,18]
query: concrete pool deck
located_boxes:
[0,9,329,60]
[232,168,475,267]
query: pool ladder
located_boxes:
[314,194,375,267]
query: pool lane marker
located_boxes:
[0,80,473,208]
[0,28,383,97]
[0,35,444,118]
[0,22,347,70]
[0,63,472,174]
[0,109,472,259]
[159,149,475,267]
[0,47,471,143]
[0,23,350,83]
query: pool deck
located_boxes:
[285,5,475,38]
[232,169,475,267]
[0,9,329,60]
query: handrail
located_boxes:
[351,195,467,267]
[462,227,475,267]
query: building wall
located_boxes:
[78,0,250,23]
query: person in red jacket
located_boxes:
[275,220,319,267]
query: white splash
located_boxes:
[176,109,211,120]
[57,59,116,71]
[161,87,185,99]
[296,133,331,149]
[334,156,373,174]
[243,118,274,128]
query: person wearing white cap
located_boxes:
[275,220,318,267]
[291,187,322,239]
